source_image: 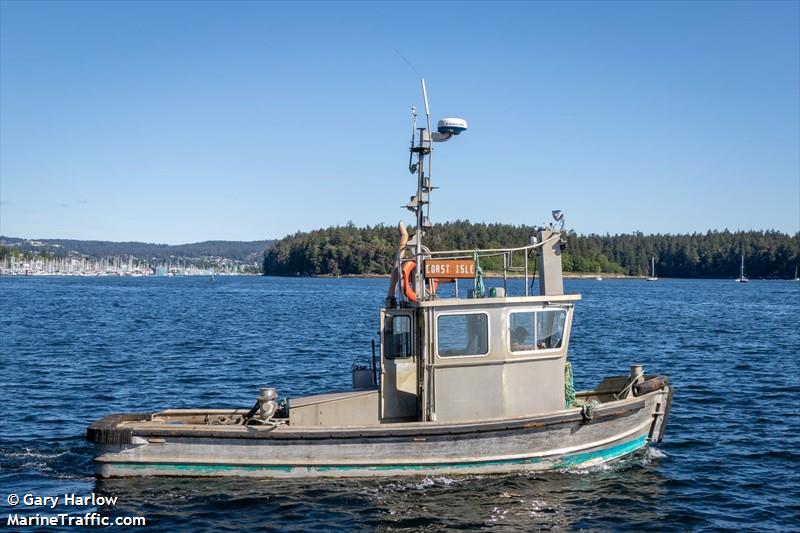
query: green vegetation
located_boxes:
[262,221,800,279]
[0,245,32,261]
[0,237,274,263]
[263,223,398,277]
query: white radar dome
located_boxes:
[437,118,468,135]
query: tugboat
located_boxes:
[87,81,673,478]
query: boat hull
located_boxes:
[89,386,671,478]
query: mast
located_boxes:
[414,125,427,298]
[415,79,434,299]
[400,79,467,302]
[410,81,431,300]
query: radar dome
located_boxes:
[437,118,468,135]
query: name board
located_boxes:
[424,259,476,279]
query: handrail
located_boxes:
[407,233,560,259]
[393,233,562,302]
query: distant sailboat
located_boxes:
[595,266,603,281]
[793,266,799,281]
[647,257,658,281]
[735,255,749,283]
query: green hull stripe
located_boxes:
[107,436,647,474]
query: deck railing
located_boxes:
[406,233,561,298]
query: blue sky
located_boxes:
[1,1,798,243]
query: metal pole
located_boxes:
[524,251,529,296]
[416,128,425,300]
[371,339,378,387]
[503,252,508,295]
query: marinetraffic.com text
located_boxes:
[5,492,147,528]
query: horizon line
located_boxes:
[2,225,799,248]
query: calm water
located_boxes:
[1,276,798,531]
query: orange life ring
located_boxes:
[401,260,437,302]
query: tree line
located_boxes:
[262,221,800,279]
[0,237,275,263]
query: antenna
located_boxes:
[421,79,433,230]
[421,79,431,120]
[408,106,417,174]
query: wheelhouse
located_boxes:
[379,225,581,424]
[380,294,580,424]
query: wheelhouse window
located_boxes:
[509,309,567,352]
[437,313,489,357]
[384,315,412,358]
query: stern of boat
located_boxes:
[576,371,673,445]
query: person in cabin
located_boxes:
[511,326,533,351]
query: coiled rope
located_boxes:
[564,361,576,408]
[473,252,485,298]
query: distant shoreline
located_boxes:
[1,272,797,281]
[263,273,799,281]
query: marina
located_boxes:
[0,255,250,277]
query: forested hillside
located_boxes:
[262,221,799,279]
[0,237,274,263]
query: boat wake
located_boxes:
[646,446,668,460]
[557,446,667,475]
[0,440,93,480]
[383,475,466,492]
